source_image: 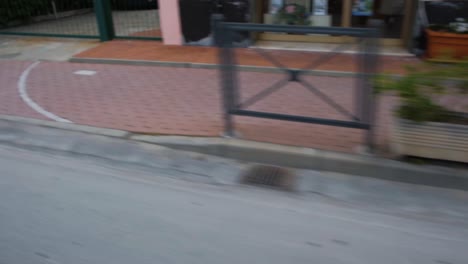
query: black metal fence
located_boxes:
[212,14,380,149]
[0,0,161,41]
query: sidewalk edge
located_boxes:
[69,57,360,77]
[131,135,468,191]
[1,115,467,191]
[0,115,129,138]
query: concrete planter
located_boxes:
[392,118,468,163]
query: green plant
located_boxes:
[365,0,373,10]
[0,0,49,25]
[275,3,310,26]
[54,0,94,12]
[0,0,94,26]
[374,61,468,123]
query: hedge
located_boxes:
[0,0,93,25]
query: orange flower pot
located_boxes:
[426,29,468,59]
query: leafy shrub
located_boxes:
[276,3,310,26]
[0,0,94,25]
[375,61,468,124]
[53,0,94,12]
[0,0,49,25]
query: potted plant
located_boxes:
[275,3,310,26]
[375,61,468,163]
[426,18,468,60]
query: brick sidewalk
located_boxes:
[4,37,467,155]
[1,59,407,153]
[0,38,429,153]
[74,41,418,74]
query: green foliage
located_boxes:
[276,3,310,26]
[0,0,93,26]
[54,0,94,11]
[365,0,373,10]
[0,0,49,25]
[374,61,468,123]
[397,97,453,122]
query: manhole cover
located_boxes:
[241,165,296,191]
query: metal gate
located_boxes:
[0,0,161,41]
[212,14,379,149]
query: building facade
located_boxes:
[158,0,418,47]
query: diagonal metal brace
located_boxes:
[299,78,359,121]
[302,41,357,71]
[253,48,290,74]
[238,77,290,109]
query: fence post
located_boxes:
[94,0,115,41]
[363,21,381,152]
[212,14,236,137]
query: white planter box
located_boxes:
[309,15,331,27]
[392,118,468,163]
[263,14,275,25]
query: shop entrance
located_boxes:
[252,0,416,47]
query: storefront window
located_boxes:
[269,0,284,14]
[350,0,405,38]
[259,0,407,39]
[264,0,336,27]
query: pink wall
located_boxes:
[158,0,183,45]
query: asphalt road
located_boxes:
[0,145,467,264]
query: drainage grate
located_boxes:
[241,165,296,191]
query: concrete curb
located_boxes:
[0,115,129,138]
[69,57,361,77]
[132,135,468,191]
[0,115,467,191]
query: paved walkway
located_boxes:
[3,38,448,153]
[0,36,99,61]
[74,41,417,74]
[1,59,405,153]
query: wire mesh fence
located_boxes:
[111,0,161,39]
[0,0,99,37]
[0,0,161,40]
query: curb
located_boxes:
[1,115,467,191]
[132,135,468,191]
[0,115,129,138]
[69,57,361,77]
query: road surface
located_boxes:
[0,145,467,264]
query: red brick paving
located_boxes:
[130,29,162,38]
[0,59,408,153]
[26,61,222,134]
[3,41,466,153]
[74,41,419,74]
[0,60,47,121]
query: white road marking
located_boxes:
[74,70,97,76]
[18,61,72,123]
